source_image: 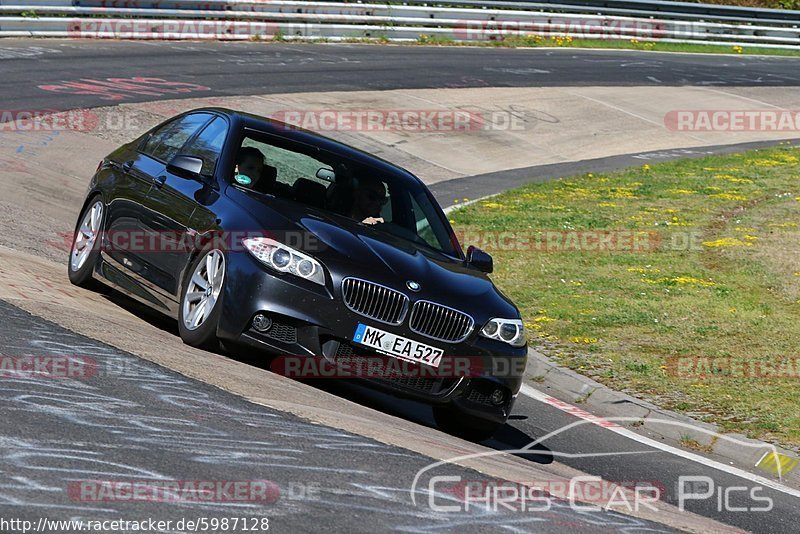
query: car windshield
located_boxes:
[233,132,459,257]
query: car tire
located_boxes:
[68,197,105,289]
[178,248,226,350]
[433,405,502,442]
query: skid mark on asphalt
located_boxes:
[0,246,734,531]
[0,301,676,532]
[37,77,212,102]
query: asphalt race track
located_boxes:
[2,41,800,111]
[1,39,800,533]
[2,299,676,533]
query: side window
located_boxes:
[182,116,228,175]
[409,194,438,249]
[141,113,212,163]
[241,137,331,189]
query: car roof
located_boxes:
[195,107,424,188]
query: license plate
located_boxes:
[353,323,444,368]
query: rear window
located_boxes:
[141,113,212,163]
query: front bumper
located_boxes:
[217,251,527,424]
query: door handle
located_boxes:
[121,160,133,172]
[153,175,167,188]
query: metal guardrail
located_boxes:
[413,0,800,24]
[0,0,798,48]
[5,0,800,26]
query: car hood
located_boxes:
[227,189,519,317]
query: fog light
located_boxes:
[490,388,506,406]
[252,313,273,332]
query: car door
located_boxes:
[103,147,156,275]
[142,114,230,300]
[103,117,196,285]
[120,112,214,303]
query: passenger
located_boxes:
[350,176,387,225]
[234,147,278,194]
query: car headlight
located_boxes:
[242,237,326,286]
[480,318,526,347]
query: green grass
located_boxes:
[450,143,800,448]
[412,34,800,57]
[251,33,800,57]
[691,0,799,9]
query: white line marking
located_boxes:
[564,90,709,143]
[702,88,784,109]
[519,383,800,500]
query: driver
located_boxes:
[350,176,387,225]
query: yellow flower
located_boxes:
[749,159,783,167]
[710,192,748,201]
[646,276,716,287]
[521,192,547,200]
[703,237,751,248]
[571,337,598,344]
[607,188,637,198]
[627,267,660,273]
[715,174,753,184]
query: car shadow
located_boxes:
[301,378,553,465]
[102,290,180,336]
[99,287,553,464]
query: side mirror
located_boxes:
[168,155,204,178]
[466,245,493,273]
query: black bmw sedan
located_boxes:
[68,108,527,440]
